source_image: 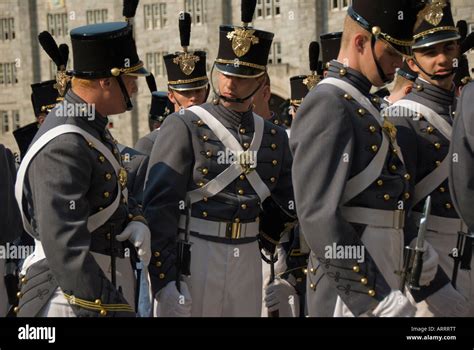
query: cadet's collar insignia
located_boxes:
[418,0,447,27]
[382,117,398,143]
[303,74,321,91]
[226,27,259,57]
[173,52,200,76]
[118,167,128,189]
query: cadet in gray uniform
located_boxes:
[134,12,208,157]
[291,0,443,317]
[144,0,295,317]
[384,0,471,316]
[14,20,151,317]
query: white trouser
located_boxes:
[37,252,135,317]
[184,235,262,317]
[333,225,404,317]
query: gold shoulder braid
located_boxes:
[173,52,200,76]
[227,28,259,57]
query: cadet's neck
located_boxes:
[219,98,253,113]
[412,77,455,108]
[419,72,454,91]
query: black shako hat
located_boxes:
[348,0,422,56]
[164,12,208,91]
[413,1,460,49]
[30,80,60,117]
[69,22,148,78]
[320,32,342,69]
[215,0,274,78]
[290,42,323,106]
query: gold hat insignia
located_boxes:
[303,74,321,90]
[173,52,200,76]
[227,28,260,58]
[418,0,447,27]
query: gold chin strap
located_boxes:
[110,61,145,77]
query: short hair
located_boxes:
[71,77,96,89]
[392,74,412,92]
[341,15,368,50]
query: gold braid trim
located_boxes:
[290,99,303,106]
[413,26,459,40]
[379,32,414,47]
[111,61,145,76]
[215,58,266,71]
[63,293,134,313]
[40,103,57,112]
[168,76,209,85]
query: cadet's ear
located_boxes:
[99,78,112,90]
[167,90,176,104]
[354,33,367,53]
[404,85,413,95]
[407,58,421,75]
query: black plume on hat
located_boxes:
[58,43,69,68]
[457,20,468,41]
[123,0,139,19]
[38,31,63,69]
[179,12,192,48]
[242,0,257,24]
[309,41,319,72]
[146,72,158,93]
[461,32,474,54]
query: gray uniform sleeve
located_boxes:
[450,83,474,228]
[0,145,22,244]
[290,89,390,315]
[143,116,193,296]
[28,135,133,316]
[135,135,155,157]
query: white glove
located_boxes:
[409,239,438,286]
[116,221,151,266]
[264,278,299,317]
[369,290,416,317]
[155,281,192,317]
[424,283,470,317]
